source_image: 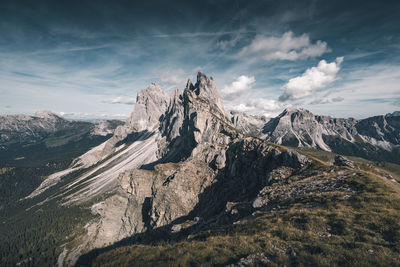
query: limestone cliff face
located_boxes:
[125,83,171,132]
[76,74,311,262]
[39,72,312,266]
[158,72,236,164]
[26,83,172,202]
[85,137,310,258]
[74,83,171,168]
[160,87,184,142]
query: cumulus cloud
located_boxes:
[227,98,284,118]
[222,75,255,97]
[238,32,329,61]
[232,98,281,112]
[102,96,136,105]
[222,75,285,117]
[279,57,344,101]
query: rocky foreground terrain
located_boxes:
[1,72,400,266]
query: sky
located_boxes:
[0,0,400,120]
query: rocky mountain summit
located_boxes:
[23,73,314,265]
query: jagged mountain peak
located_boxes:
[136,83,169,102]
[279,107,313,117]
[196,71,213,84]
[34,110,64,120]
[27,71,237,206]
[184,71,225,115]
[192,71,217,96]
[387,111,400,117]
[126,83,170,132]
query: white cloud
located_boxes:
[102,96,136,105]
[238,32,329,61]
[59,111,128,120]
[227,98,285,118]
[222,76,285,117]
[279,57,343,101]
[222,75,255,96]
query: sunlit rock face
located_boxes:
[261,108,400,163]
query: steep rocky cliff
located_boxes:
[33,73,310,265]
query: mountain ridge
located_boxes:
[3,72,400,266]
[258,107,400,163]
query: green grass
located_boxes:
[88,153,400,266]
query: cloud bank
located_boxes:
[103,96,136,105]
[230,98,283,117]
[221,75,284,117]
[279,57,343,101]
[222,75,255,98]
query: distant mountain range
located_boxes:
[0,110,123,145]
[0,111,123,167]
[233,107,400,164]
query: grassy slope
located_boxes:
[88,150,400,266]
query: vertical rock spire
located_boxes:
[185,71,226,115]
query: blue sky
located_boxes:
[1,0,399,119]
